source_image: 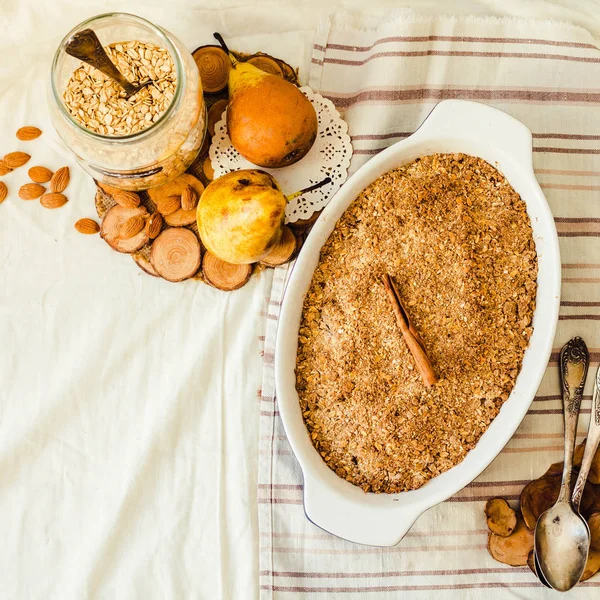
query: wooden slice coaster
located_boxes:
[132,245,159,277]
[260,226,298,267]
[288,210,322,232]
[202,251,253,291]
[147,173,204,208]
[193,46,231,94]
[198,131,211,158]
[279,60,298,83]
[203,156,214,181]
[150,228,202,282]
[101,205,150,253]
[164,208,196,227]
[207,99,228,137]
[246,55,283,77]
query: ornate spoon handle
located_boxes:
[65,29,140,98]
[557,337,589,504]
[572,365,600,511]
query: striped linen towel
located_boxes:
[258,11,600,599]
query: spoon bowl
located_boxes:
[533,550,552,588]
[535,503,590,591]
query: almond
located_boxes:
[119,215,145,239]
[16,126,42,141]
[28,166,53,183]
[0,160,13,176]
[0,182,7,204]
[113,190,141,209]
[4,152,31,168]
[19,183,45,200]
[181,184,199,211]
[145,213,163,239]
[74,218,100,234]
[40,192,68,209]
[157,194,181,216]
[50,166,70,193]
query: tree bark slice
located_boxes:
[150,228,201,282]
[147,173,204,210]
[260,226,298,267]
[203,156,214,181]
[207,99,228,137]
[246,55,283,77]
[193,46,231,94]
[132,248,160,277]
[288,210,322,232]
[164,208,197,226]
[101,205,149,253]
[202,251,252,291]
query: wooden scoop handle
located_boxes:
[65,29,140,98]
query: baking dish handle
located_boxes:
[303,471,424,547]
[412,99,534,170]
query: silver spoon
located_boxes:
[535,336,590,592]
[65,29,151,99]
[571,367,600,527]
[533,551,552,588]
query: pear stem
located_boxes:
[213,32,238,65]
[285,177,331,202]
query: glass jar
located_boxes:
[49,13,206,191]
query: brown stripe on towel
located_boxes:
[315,50,600,67]
[321,36,599,52]
[323,87,600,108]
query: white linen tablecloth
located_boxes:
[2,1,600,598]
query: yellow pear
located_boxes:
[197,169,332,265]
[214,33,318,168]
[197,169,286,264]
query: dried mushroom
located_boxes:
[590,489,600,518]
[543,461,564,478]
[486,442,600,583]
[485,497,517,537]
[487,512,533,567]
[587,443,600,485]
[581,549,600,582]
[574,440,586,469]
[590,512,600,552]
[526,549,536,576]
[582,482,596,516]
[520,476,560,531]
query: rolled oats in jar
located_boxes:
[50,13,206,191]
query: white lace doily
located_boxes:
[209,87,353,223]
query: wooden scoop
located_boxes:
[65,29,152,99]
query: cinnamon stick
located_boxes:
[383,273,438,387]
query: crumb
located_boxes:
[295,153,538,493]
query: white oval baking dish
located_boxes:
[274,99,561,547]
